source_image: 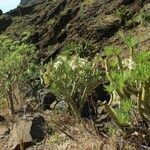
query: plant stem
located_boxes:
[138,84,148,121]
[142,82,150,118]
[68,101,81,120]
[117,55,123,70]
[7,89,15,115]
[103,101,124,131]
[105,57,113,83]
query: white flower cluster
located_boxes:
[53,55,67,69]
[69,56,88,70]
[122,57,135,70]
[53,55,88,71]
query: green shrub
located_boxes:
[116,99,134,125]
[0,35,37,114]
[43,55,101,119]
[114,5,131,20]
[102,35,150,131]
[130,6,150,26]
[62,40,93,58]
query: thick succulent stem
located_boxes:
[141,82,150,119]
[138,84,148,121]
[117,55,123,70]
[108,93,113,105]
[68,101,81,120]
[103,101,124,131]
[105,57,127,99]
[7,86,15,115]
[116,88,127,99]
[130,47,134,60]
[105,57,113,83]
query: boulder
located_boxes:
[0,115,5,123]
[8,115,52,150]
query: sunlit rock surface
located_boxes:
[20,0,37,5]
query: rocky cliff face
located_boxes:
[20,0,37,5]
[0,0,149,62]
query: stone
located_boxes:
[53,101,68,111]
[37,88,57,111]
[0,9,2,16]
[0,126,10,139]
[0,15,12,33]
[8,115,50,150]
[0,115,5,123]
[20,0,38,6]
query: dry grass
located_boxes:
[41,111,137,150]
[0,110,148,150]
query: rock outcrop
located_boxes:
[1,0,148,62]
[0,15,12,33]
[0,9,2,16]
[20,0,38,5]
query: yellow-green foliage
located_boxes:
[62,40,93,58]
[43,54,101,119]
[83,0,94,6]
[0,35,37,114]
[103,35,150,131]
[47,19,55,28]
[114,5,131,19]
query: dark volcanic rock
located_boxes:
[8,115,51,150]
[7,5,34,16]
[0,115,5,123]
[0,15,12,33]
[20,0,37,6]
[35,0,67,25]
[0,0,149,61]
[37,88,57,111]
[0,9,2,16]
[30,116,46,142]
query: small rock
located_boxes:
[0,126,10,139]
[54,101,68,111]
[37,88,57,111]
[0,115,5,123]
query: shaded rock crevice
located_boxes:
[39,7,80,49]
[0,15,12,33]
[35,0,67,25]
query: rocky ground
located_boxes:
[0,111,139,150]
